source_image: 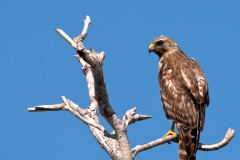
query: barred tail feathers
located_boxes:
[176,123,199,160]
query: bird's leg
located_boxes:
[163,121,178,138]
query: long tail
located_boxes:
[176,123,200,160]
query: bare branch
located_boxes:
[27,96,105,132]
[55,16,125,159]
[74,15,91,42]
[132,128,235,158]
[56,29,77,50]
[198,128,235,151]
[130,114,152,125]
[60,96,105,132]
[27,103,65,111]
[132,135,175,158]
[122,107,152,128]
[55,16,90,51]
[30,15,235,160]
[72,16,133,159]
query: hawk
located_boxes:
[148,36,209,160]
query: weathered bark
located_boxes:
[27,15,235,160]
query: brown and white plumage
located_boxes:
[149,36,209,160]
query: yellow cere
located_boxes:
[149,43,154,50]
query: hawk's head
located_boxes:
[148,36,178,57]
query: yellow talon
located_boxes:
[163,121,177,138]
[163,129,177,138]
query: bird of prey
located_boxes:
[148,36,209,160]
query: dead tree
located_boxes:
[27,16,235,160]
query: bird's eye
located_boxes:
[156,40,164,46]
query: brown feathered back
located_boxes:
[149,36,209,160]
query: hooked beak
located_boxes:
[148,43,154,53]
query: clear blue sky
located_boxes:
[0,1,239,159]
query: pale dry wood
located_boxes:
[73,16,134,160]
[61,96,105,132]
[131,128,235,158]
[122,107,152,129]
[28,103,65,111]
[55,15,153,160]
[35,15,130,160]
[74,15,91,42]
[56,29,77,50]
[198,128,235,151]
[28,15,235,160]
[72,16,122,159]
[27,97,105,132]
[132,135,175,158]
[27,99,117,158]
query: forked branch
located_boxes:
[28,96,105,132]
